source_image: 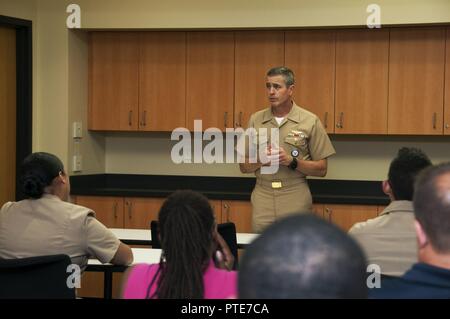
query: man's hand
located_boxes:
[277,147,293,166]
[268,147,292,166]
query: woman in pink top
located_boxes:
[122,190,237,299]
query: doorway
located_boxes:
[0,26,16,205]
[0,15,32,203]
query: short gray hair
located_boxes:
[266,66,295,87]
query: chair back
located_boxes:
[0,254,76,299]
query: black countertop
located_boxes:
[70,174,390,205]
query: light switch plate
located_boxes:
[72,155,82,172]
[73,122,82,138]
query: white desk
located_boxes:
[109,228,259,248]
[88,248,161,267]
[86,248,162,299]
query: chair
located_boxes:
[0,254,76,299]
[150,221,239,270]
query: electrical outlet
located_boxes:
[73,122,82,138]
[72,155,82,172]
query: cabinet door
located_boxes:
[139,32,186,131]
[388,27,446,135]
[186,32,234,131]
[74,195,124,228]
[89,32,139,131]
[312,203,324,219]
[286,30,336,133]
[335,29,389,134]
[221,200,253,233]
[124,197,164,229]
[444,27,450,135]
[234,31,284,128]
[377,205,388,216]
[209,199,223,225]
[324,204,378,232]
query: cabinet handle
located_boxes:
[336,112,344,129]
[236,112,243,127]
[113,202,118,219]
[325,207,332,222]
[223,203,230,222]
[128,111,133,126]
[432,113,437,130]
[143,111,147,126]
[324,112,328,128]
[127,201,132,219]
[224,112,228,128]
[445,123,449,129]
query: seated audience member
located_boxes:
[122,190,236,299]
[0,152,133,271]
[238,214,368,299]
[349,147,431,276]
[371,163,450,298]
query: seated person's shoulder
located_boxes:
[1,201,15,212]
[63,200,96,221]
[349,215,385,234]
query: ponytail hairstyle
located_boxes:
[147,190,215,299]
[19,152,65,199]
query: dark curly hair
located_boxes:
[19,152,64,199]
[388,147,432,200]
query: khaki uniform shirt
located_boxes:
[245,102,335,232]
[349,201,417,276]
[247,102,336,183]
[0,194,120,271]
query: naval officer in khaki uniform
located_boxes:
[239,67,335,233]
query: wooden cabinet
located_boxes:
[75,195,224,229]
[323,204,379,232]
[221,200,253,233]
[74,195,387,234]
[234,31,284,128]
[209,199,223,224]
[89,32,139,131]
[444,27,450,135]
[186,32,234,131]
[312,203,324,219]
[388,27,446,135]
[377,205,387,216]
[124,197,163,229]
[139,32,186,131]
[74,195,124,228]
[89,27,450,135]
[89,32,186,132]
[335,29,389,134]
[285,30,336,133]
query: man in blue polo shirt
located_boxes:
[370,163,450,298]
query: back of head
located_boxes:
[151,190,215,298]
[239,214,368,299]
[388,147,431,201]
[19,152,64,199]
[413,163,450,253]
[266,66,295,87]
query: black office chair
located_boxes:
[150,220,239,270]
[0,254,76,299]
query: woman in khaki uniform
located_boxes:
[240,67,335,233]
[0,152,133,271]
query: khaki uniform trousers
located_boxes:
[251,178,313,233]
